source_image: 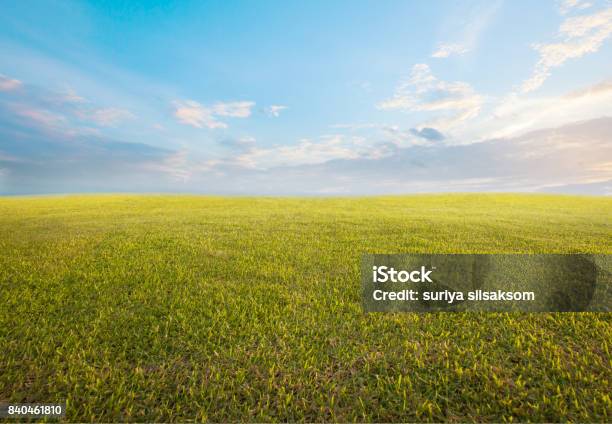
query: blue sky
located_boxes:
[1,0,611,194]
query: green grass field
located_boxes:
[0,194,611,422]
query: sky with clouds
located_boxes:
[1,0,611,195]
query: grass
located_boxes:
[0,193,610,422]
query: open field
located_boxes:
[0,194,611,422]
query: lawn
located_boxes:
[0,194,610,422]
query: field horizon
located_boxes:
[3,191,611,199]
[1,193,611,422]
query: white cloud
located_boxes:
[173,100,224,129]
[559,0,593,15]
[377,64,483,130]
[470,79,612,140]
[431,43,469,58]
[14,106,66,129]
[234,135,385,169]
[521,7,612,93]
[0,74,22,91]
[173,100,254,129]
[265,105,288,117]
[84,107,135,127]
[212,101,254,118]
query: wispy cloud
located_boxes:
[233,135,386,169]
[12,106,66,130]
[142,150,192,182]
[559,0,593,15]
[265,104,287,117]
[432,0,502,59]
[472,78,612,139]
[0,97,177,195]
[377,64,483,130]
[58,87,86,103]
[431,43,469,58]
[78,107,135,127]
[521,7,612,93]
[219,136,257,151]
[173,100,222,129]
[0,75,135,130]
[237,135,362,168]
[0,74,22,91]
[330,123,439,148]
[565,78,612,98]
[213,101,254,118]
[173,100,254,129]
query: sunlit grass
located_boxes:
[0,194,610,422]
